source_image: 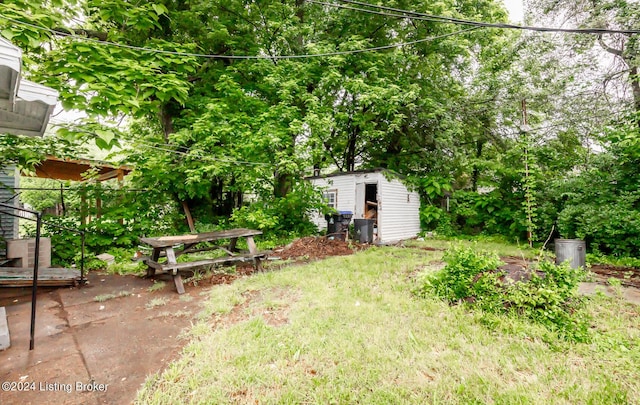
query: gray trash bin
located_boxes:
[354,219,374,243]
[555,239,586,269]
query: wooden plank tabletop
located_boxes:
[139,228,262,248]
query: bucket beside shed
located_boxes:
[555,239,586,269]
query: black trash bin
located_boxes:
[325,211,353,240]
[354,218,375,243]
[325,213,339,235]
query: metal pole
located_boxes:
[29,213,42,351]
[80,232,86,284]
[60,183,66,216]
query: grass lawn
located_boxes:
[136,241,640,404]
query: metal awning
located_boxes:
[0,36,58,137]
[28,155,133,182]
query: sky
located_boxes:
[503,0,524,22]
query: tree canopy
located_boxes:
[1,0,639,256]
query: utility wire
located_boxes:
[331,0,640,35]
[0,1,634,66]
[0,14,480,60]
[48,123,274,167]
[119,137,273,167]
[124,138,275,167]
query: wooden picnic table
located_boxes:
[139,228,268,294]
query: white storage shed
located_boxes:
[307,169,421,243]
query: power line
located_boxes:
[328,0,640,35]
[120,137,276,167]
[47,123,274,167]
[0,14,480,60]
[131,139,275,167]
[0,1,633,68]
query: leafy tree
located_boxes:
[528,0,640,117]
[15,0,639,253]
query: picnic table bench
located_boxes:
[139,228,268,294]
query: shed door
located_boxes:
[354,182,365,219]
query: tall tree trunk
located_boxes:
[629,65,640,125]
[159,103,175,143]
[346,129,357,172]
[274,135,296,198]
[272,0,305,198]
[274,172,293,198]
[471,139,484,192]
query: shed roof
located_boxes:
[0,35,58,137]
[305,168,406,180]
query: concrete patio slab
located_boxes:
[0,271,210,404]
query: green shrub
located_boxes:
[556,192,640,257]
[449,190,527,241]
[416,245,590,342]
[586,249,640,269]
[416,244,503,302]
[76,254,108,271]
[419,205,456,236]
[231,182,323,238]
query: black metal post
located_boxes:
[80,232,86,284]
[29,213,42,351]
[60,183,66,216]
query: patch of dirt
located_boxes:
[412,246,445,252]
[180,261,261,288]
[271,236,360,261]
[497,257,640,302]
[589,264,640,289]
[501,256,534,267]
[498,256,640,289]
[206,273,238,285]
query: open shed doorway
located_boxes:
[364,183,378,240]
[364,184,378,217]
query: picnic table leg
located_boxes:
[246,236,263,271]
[228,237,238,253]
[173,273,185,295]
[146,248,161,278]
[165,247,185,294]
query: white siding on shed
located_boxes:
[309,175,355,229]
[378,177,421,243]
